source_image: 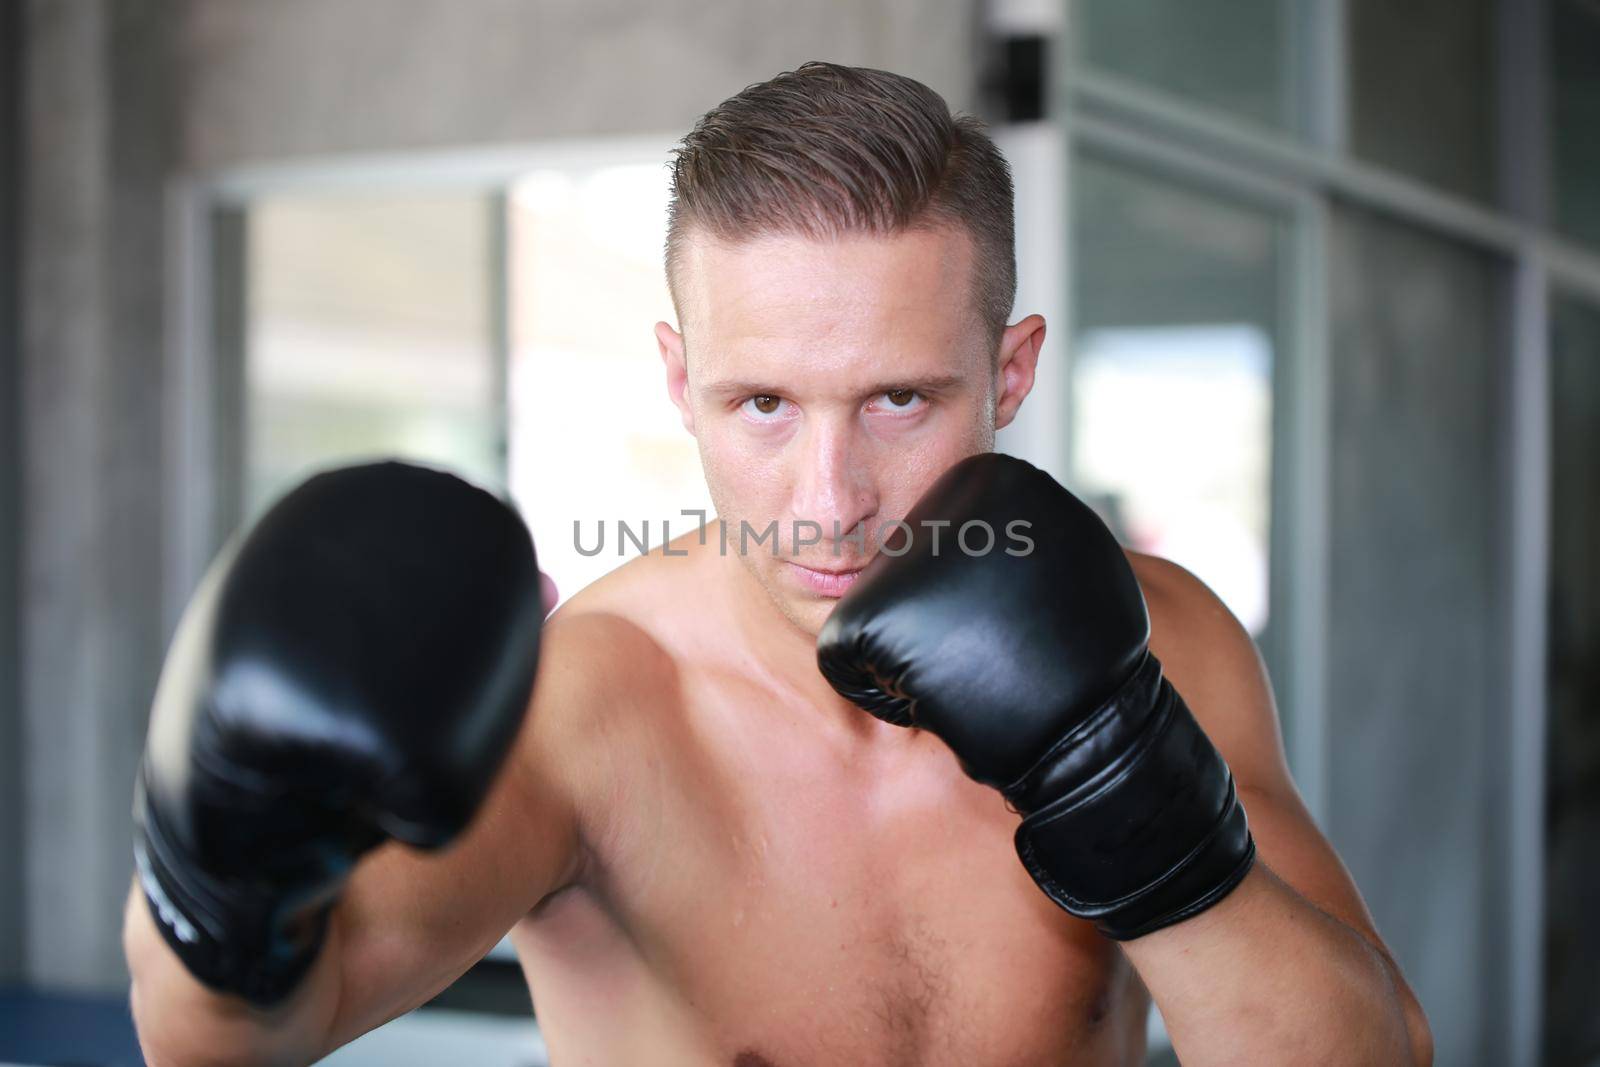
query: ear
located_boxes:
[994,314,1045,431]
[656,320,696,435]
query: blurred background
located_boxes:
[0,0,1596,1064]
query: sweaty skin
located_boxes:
[124,226,1429,1067]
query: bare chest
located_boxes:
[518,684,1148,1066]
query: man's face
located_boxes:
[658,225,1036,636]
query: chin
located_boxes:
[761,577,836,638]
[791,598,836,638]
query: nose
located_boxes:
[791,415,877,559]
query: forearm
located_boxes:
[123,878,340,1067]
[1121,864,1425,1066]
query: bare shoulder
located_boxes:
[516,529,716,855]
[534,521,715,688]
[1127,551,1242,650]
[547,520,717,640]
[1125,550,1292,792]
[522,589,685,786]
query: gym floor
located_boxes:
[0,991,551,1067]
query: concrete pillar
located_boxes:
[0,0,24,990]
[20,0,170,992]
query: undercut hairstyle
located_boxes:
[665,61,1017,345]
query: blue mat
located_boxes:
[0,990,144,1067]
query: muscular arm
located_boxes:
[123,611,615,1067]
[1122,554,1433,1067]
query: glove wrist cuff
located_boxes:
[1002,651,1165,810]
[1008,659,1256,939]
[134,771,328,1007]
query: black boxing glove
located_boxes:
[817,453,1254,940]
[133,461,544,1005]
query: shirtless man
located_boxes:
[123,62,1433,1066]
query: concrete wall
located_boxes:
[172,0,981,173]
[1,0,24,991]
[14,0,981,995]
[19,0,173,990]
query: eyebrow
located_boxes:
[702,373,968,399]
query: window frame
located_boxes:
[1054,3,1599,1061]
